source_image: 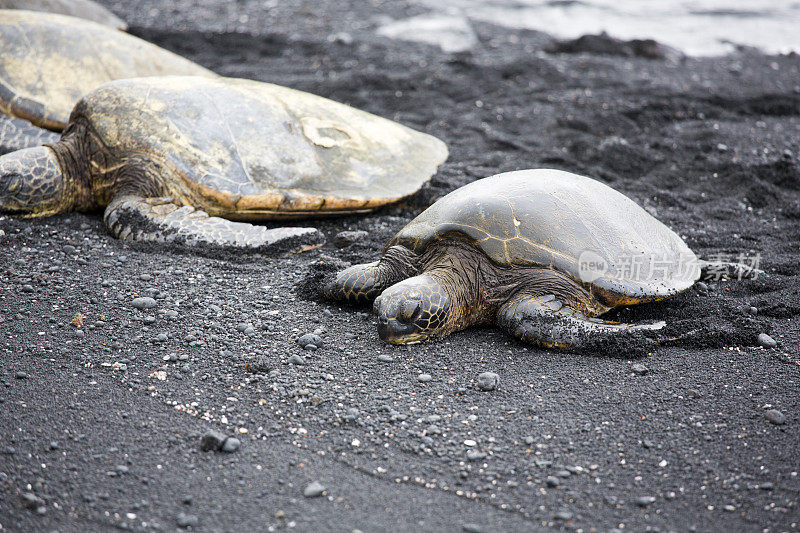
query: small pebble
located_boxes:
[546,476,560,487]
[757,333,777,348]
[297,333,324,350]
[199,430,227,452]
[765,409,786,425]
[417,373,432,383]
[634,496,656,507]
[221,437,241,453]
[631,363,649,375]
[303,481,326,498]
[14,371,28,379]
[377,354,394,362]
[333,230,368,248]
[176,513,199,528]
[553,510,574,520]
[131,297,157,310]
[467,450,487,461]
[476,372,499,391]
[462,524,485,533]
[289,354,306,365]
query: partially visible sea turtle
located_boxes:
[0,0,127,29]
[0,75,448,253]
[0,10,214,139]
[324,169,755,348]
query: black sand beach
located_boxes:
[1,1,799,531]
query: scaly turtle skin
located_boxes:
[0,10,213,143]
[324,169,755,348]
[0,0,127,29]
[0,75,448,253]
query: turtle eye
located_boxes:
[399,299,421,322]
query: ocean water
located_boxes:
[418,0,800,56]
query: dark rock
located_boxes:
[476,372,499,391]
[545,31,683,61]
[757,333,777,348]
[333,230,368,248]
[177,512,199,528]
[199,430,227,452]
[131,297,157,310]
[297,333,324,350]
[765,409,786,425]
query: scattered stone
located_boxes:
[553,510,574,520]
[377,354,394,363]
[297,333,323,350]
[765,409,786,425]
[476,372,499,391]
[70,312,84,327]
[631,363,649,375]
[546,476,560,487]
[21,284,35,293]
[221,437,241,453]
[20,492,44,510]
[303,481,326,498]
[696,281,709,293]
[686,389,701,398]
[417,373,432,383]
[176,512,199,528]
[757,333,777,348]
[462,524,485,533]
[131,297,157,310]
[634,496,656,507]
[14,371,28,379]
[289,354,306,365]
[467,450,487,461]
[199,430,227,452]
[333,230,368,248]
[546,31,683,61]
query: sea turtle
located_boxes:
[0,10,214,140]
[0,75,448,253]
[324,169,754,348]
[0,0,127,29]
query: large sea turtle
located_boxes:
[0,75,448,253]
[0,0,127,29]
[0,10,214,143]
[324,169,754,348]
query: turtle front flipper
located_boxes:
[496,292,665,349]
[0,115,61,155]
[0,146,74,217]
[104,194,324,254]
[323,245,420,304]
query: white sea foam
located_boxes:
[416,0,800,56]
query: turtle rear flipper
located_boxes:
[104,195,324,254]
[496,292,665,349]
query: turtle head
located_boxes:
[0,147,69,217]
[373,275,451,344]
